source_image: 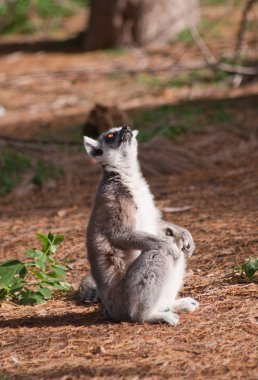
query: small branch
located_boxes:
[175,0,217,66]
[216,62,258,76]
[1,59,257,90]
[0,62,210,85]
[178,27,258,78]
[234,0,258,62]
[185,25,217,66]
[0,135,81,151]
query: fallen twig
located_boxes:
[162,206,192,213]
[0,135,81,150]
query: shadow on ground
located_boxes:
[0,31,86,55]
[0,308,106,329]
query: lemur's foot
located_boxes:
[79,287,99,303]
[148,311,180,326]
[78,275,99,303]
[172,297,199,312]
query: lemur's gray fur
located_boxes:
[79,125,199,325]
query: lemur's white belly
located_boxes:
[128,178,160,264]
[135,195,159,234]
[132,181,160,234]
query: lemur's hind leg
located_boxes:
[77,273,99,303]
[172,297,199,312]
[121,250,180,326]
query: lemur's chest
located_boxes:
[130,178,160,235]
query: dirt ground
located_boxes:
[0,104,258,379]
[0,3,258,379]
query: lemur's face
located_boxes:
[84,126,139,167]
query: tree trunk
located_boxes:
[85,0,200,50]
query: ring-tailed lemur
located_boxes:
[80,125,199,325]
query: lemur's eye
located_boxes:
[105,132,117,143]
[165,228,174,237]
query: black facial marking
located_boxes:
[92,148,103,157]
[165,228,174,237]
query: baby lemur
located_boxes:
[80,125,199,325]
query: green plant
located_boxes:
[0,147,31,195]
[167,69,230,88]
[176,29,193,43]
[236,257,258,280]
[0,370,12,380]
[32,160,63,187]
[202,0,228,5]
[108,71,124,81]
[0,147,63,195]
[135,73,162,88]
[0,0,88,35]
[0,232,72,305]
[106,47,127,56]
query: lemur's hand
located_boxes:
[164,225,195,258]
[159,237,181,260]
[181,229,195,258]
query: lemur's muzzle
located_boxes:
[119,125,133,144]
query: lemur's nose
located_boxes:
[120,125,132,142]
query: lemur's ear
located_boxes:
[133,130,139,138]
[84,137,103,157]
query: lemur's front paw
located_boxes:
[181,230,195,258]
[182,243,193,258]
[164,224,195,258]
[173,297,199,312]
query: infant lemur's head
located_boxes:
[84,125,139,169]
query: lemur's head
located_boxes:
[84,125,139,169]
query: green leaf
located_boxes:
[37,286,52,300]
[47,257,55,264]
[0,269,16,288]
[25,248,44,258]
[52,281,72,291]
[0,288,9,300]
[31,270,46,281]
[50,267,67,277]
[0,260,26,287]
[34,271,60,284]
[36,233,50,253]
[37,232,64,255]
[53,234,64,245]
[8,277,25,293]
[47,231,55,242]
[34,258,46,270]
[17,289,45,305]
[52,263,67,271]
[241,257,258,279]
[0,259,22,268]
